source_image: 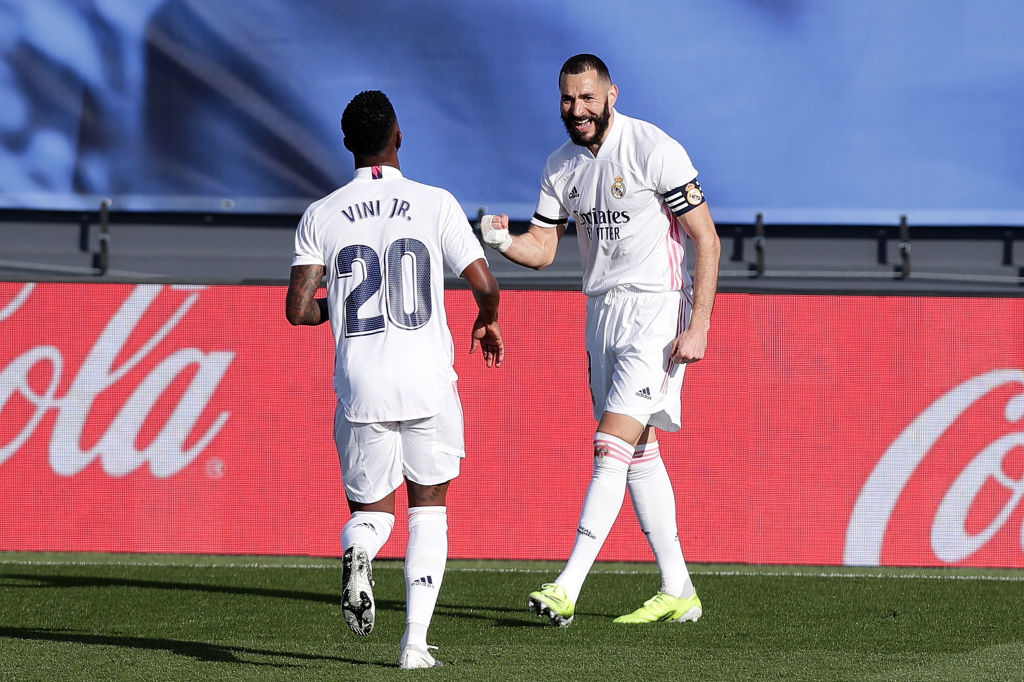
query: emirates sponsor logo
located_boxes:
[845,369,1024,565]
[0,284,235,478]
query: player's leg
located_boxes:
[339,496,395,637]
[530,413,644,626]
[628,428,695,599]
[398,480,449,669]
[529,290,649,625]
[615,291,701,624]
[614,426,701,624]
[550,415,645,587]
[339,494,397,637]
[335,407,404,636]
[395,385,464,669]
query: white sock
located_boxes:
[628,442,694,598]
[556,432,632,602]
[402,506,448,650]
[341,511,395,560]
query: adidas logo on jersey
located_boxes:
[635,387,652,400]
[411,575,435,588]
[568,185,579,200]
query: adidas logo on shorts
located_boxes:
[411,575,435,588]
[635,387,652,400]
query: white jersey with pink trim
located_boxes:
[292,165,485,423]
[531,111,704,297]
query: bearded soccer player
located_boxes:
[480,54,720,626]
[286,90,503,667]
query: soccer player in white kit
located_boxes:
[480,54,721,625]
[286,90,503,668]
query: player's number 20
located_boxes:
[336,238,432,337]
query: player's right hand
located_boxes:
[470,316,504,368]
[479,214,513,253]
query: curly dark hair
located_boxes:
[559,53,611,82]
[341,90,397,156]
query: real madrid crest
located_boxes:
[611,176,625,199]
[685,182,704,206]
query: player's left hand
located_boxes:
[470,315,504,368]
[668,328,707,366]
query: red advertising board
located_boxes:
[1,282,1022,567]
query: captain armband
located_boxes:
[661,179,705,216]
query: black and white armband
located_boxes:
[661,179,705,216]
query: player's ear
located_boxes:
[607,84,618,108]
[342,137,352,152]
[394,128,402,151]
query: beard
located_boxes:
[562,100,611,147]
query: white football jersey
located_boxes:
[531,111,703,297]
[292,165,485,422]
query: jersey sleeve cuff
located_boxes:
[531,211,566,227]
[290,255,325,267]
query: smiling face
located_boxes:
[559,69,617,152]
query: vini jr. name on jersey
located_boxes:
[341,197,412,223]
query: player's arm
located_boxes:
[460,258,503,368]
[670,202,720,364]
[479,213,567,270]
[285,264,330,326]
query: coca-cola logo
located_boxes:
[845,369,1024,565]
[0,283,235,478]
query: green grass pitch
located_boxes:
[1,553,1023,681]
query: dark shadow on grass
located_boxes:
[434,603,602,628]
[0,626,390,669]
[0,571,416,631]
[0,572,602,631]
[0,572,336,605]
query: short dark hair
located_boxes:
[341,90,397,156]
[559,53,611,83]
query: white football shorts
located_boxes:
[585,286,691,432]
[334,383,465,504]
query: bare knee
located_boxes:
[347,490,397,515]
[407,480,451,507]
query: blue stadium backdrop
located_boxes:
[0,0,1021,225]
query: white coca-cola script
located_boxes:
[0,284,235,478]
[845,369,1024,565]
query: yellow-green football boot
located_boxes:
[527,583,575,627]
[613,591,702,624]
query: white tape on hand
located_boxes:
[480,214,513,253]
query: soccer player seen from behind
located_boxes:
[286,90,503,668]
[480,54,721,626]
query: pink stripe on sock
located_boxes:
[595,438,635,464]
[632,442,661,463]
